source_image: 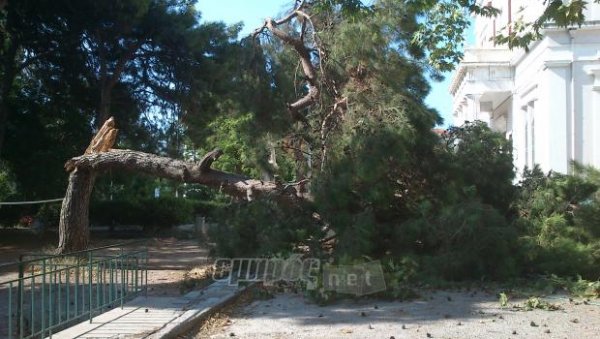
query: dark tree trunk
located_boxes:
[97,86,111,128]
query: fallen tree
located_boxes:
[57,118,306,253]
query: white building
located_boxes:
[450,0,600,175]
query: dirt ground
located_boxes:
[197,290,600,339]
[144,237,212,296]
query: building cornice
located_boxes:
[544,60,572,68]
[586,68,600,91]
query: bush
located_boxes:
[514,165,600,279]
[35,203,61,228]
[210,198,319,258]
[90,197,200,231]
[0,161,16,202]
[439,121,516,214]
[137,197,194,230]
[400,200,519,281]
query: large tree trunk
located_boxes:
[57,117,306,253]
[57,118,117,253]
[57,169,95,253]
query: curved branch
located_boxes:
[253,2,319,123]
[65,149,307,203]
[198,148,223,172]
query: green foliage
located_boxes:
[90,197,204,231]
[210,198,319,258]
[1,0,240,200]
[312,120,518,281]
[197,113,263,177]
[512,296,562,311]
[35,203,61,228]
[515,165,600,279]
[494,0,600,50]
[499,292,509,307]
[439,121,516,213]
[538,274,600,298]
[380,257,420,299]
[408,200,519,281]
[0,161,16,201]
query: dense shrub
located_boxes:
[213,122,525,283]
[438,121,516,214]
[514,165,600,279]
[35,203,61,228]
[210,198,319,258]
[0,161,17,202]
[400,200,519,280]
[90,197,207,231]
[210,121,600,286]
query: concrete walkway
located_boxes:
[49,281,243,339]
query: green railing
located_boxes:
[0,241,148,339]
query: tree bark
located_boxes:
[96,40,142,128]
[57,118,117,253]
[57,169,95,253]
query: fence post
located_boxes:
[8,282,13,339]
[41,259,46,338]
[120,247,124,309]
[17,261,23,339]
[88,251,93,323]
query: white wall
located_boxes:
[453,2,600,175]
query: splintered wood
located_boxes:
[85,117,118,154]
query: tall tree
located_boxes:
[53,0,600,253]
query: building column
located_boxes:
[539,61,570,174]
[466,94,481,123]
[479,101,493,126]
[588,68,600,168]
[512,102,527,175]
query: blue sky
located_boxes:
[196,0,471,127]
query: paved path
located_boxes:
[50,281,242,339]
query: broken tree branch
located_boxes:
[252,1,319,124]
[198,148,224,172]
[65,149,306,203]
[58,117,311,253]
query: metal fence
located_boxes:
[0,241,148,339]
